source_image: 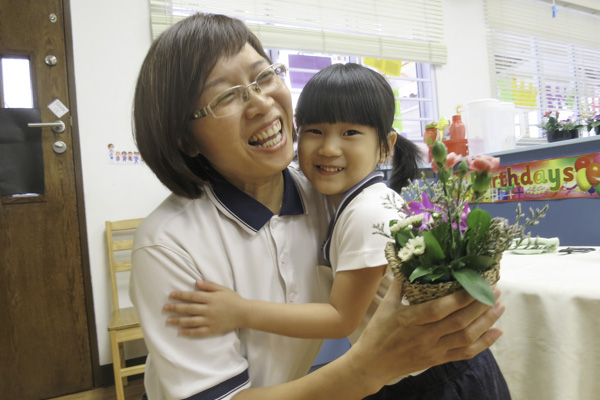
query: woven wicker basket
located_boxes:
[384,241,501,304]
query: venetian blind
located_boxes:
[485,0,600,114]
[148,0,448,64]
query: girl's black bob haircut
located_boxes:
[295,62,422,192]
[294,63,396,155]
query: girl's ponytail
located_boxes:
[388,134,422,193]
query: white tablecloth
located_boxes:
[491,247,600,400]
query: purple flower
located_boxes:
[408,193,470,232]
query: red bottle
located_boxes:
[449,115,465,140]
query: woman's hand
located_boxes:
[163,280,250,336]
[346,279,505,389]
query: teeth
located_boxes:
[249,120,282,145]
[262,134,282,148]
[320,166,343,172]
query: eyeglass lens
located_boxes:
[208,64,286,118]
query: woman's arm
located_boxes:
[165,265,386,339]
[233,280,505,400]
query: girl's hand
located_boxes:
[163,280,249,336]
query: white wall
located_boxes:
[436,0,493,117]
[68,0,493,366]
[70,0,169,365]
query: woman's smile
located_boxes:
[248,119,283,148]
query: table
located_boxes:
[491,247,600,400]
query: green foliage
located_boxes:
[540,111,583,133]
[452,269,495,306]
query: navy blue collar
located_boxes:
[209,168,306,232]
[322,172,384,262]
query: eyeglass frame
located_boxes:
[191,63,288,120]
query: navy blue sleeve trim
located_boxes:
[184,369,250,400]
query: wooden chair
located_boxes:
[106,218,146,400]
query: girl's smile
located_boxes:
[298,122,383,207]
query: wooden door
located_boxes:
[0,0,94,398]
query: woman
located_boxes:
[129,12,505,400]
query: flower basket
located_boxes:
[384,242,502,304]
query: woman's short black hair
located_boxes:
[295,63,421,191]
[132,13,271,199]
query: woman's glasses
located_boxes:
[191,63,287,120]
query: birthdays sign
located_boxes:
[472,153,600,203]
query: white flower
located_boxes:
[394,214,423,231]
[408,236,425,255]
[408,214,424,226]
[398,237,426,262]
[394,217,412,230]
[398,247,413,262]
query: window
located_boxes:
[1,57,34,108]
[486,0,600,140]
[149,0,447,63]
[271,50,436,142]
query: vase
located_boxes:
[449,115,466,140]
[443,138,469,157]
[423,127,438,161]
[594,126,600,136]
[423,127,438,147]
[546,129,579,142]
[384,242,501,304]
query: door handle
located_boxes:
[28,120,65,133]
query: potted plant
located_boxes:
[375,140,548,306]
[584,112,600,136]
[540,111,583,142]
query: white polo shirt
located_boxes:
[324,172,403,346]
[324,173,425,383]
[130,166,334,400]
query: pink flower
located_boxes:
[431,152,463,173]
[467,154,500,174]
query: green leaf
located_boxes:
[427,266,450,282]
[423,230,445,261]
[452,269,495,306]
[451,255,497,272]
[466,209,492,231]
[409,265,435,282]
[394,231,410,247]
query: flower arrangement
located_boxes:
[375,140,548,306]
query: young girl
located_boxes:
[165,63,510,399]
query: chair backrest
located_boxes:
[106,218,143,311]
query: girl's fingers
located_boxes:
[163,302,208,315]
[168,289,209,303]
[178,326,214,337]
[167,315,207,327]
[195,280,225,291]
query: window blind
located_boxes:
[148,0,448,64]
[485,0,600,116]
